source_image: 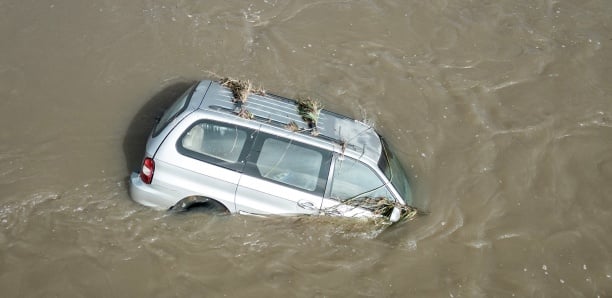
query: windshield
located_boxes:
[379,139,412,205]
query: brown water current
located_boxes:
[1,0,611,297]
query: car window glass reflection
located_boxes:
[331,157,392,200]
[256,138,322,191]
[182,122,247,163]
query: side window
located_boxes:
[247,136,331,194]
[330,157,393,201]
[178,121,250,170]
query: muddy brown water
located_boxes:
[1,0,611,297]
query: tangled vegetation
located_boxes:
[322,196,423,224]
[297,96,322,127]
[218,77,322,135]
[220,77,265,120]
[236,107,254,119]
[285,120,300,132]
[219,77,265,103]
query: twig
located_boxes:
[285,121,300,132]
[236,107,254,119]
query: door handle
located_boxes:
[297,200,316,210]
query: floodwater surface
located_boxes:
[1,0,611,297]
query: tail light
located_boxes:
[139,157,155,184]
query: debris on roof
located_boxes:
[211,77,383,162]
[219,77,265,103]
[285,121,300,132]
[219,77,266,121]
[297,96,322,136]
[236,107,254,119]
[297,96,321,127]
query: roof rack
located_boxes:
[201,82,382,162]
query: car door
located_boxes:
[235,132,332,215]
[320,155,397,218]
[154,118,257,210]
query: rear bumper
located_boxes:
[129,172,173,210]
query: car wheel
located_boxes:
[169,196,230,215]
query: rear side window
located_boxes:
[177,120,252,171]
[153,85,194,137]
[246,134,331,194]
[330,157,394,201]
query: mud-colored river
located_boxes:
[1,0,611,296]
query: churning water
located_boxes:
[1,0,611,296]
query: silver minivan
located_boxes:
[129,80,413,222]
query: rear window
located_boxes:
[152,85,195,137]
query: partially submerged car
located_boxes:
[129,79,414,222]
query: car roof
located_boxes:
[196,80,383,163]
